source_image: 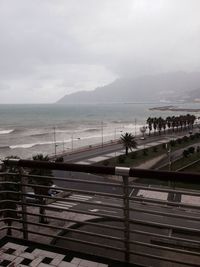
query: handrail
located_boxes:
[4,158,200,183]
[1,160,200,266]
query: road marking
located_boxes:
[47,193,93,211]
[89,208,117,214]
[129,188,134,197]
[69,194,92,201]
[48,204,70,211]
[89,209,99,212]
[100,209,117,214]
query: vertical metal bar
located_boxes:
[123,175,130,263]
[19,167,28,240]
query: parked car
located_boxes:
[48,184,63,196]
[25,192,39,203]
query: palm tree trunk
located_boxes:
[6,219,12,236]
[39,197,48,224]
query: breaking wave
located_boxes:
[0,129,14,134]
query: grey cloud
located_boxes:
[0,0,200,102]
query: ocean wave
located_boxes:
[0,145,10,149]
[10,141,54,149]
[112,120,123,124]
[84,128,99,132]
[0,129,14,134]
[30,132,51,137]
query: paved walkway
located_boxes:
[0,241,108,267]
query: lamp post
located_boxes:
[53,127,57,158]
[114,129,123,159]
[62,141,65,153]
[140,126,146,139]
[165,143,171,171]
[71,133,81,151]
[114,128,123,141]
[134,118,137,136]
[101,121,104,148]
[166,143,172,188]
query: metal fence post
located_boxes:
[19,167,28,240]
[123,175,130,263]
[115,167,130,263]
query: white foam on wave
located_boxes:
[10,141,54,149]
[0,129,14,134]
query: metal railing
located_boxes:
[0,159,200,266]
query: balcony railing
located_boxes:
[0,159,200,266]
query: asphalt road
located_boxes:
[52,128,200,266]
[54,194,200,266]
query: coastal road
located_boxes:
[61,135,166,163]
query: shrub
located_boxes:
[118,155,126,164]
[103,160,110,166]
[194,133,200,139]
[162,143,167,149]
[131,152,137,159]
[182,136,189,142]
[183,150,189,157]
[190,134,195,140]
[143,149,148,156]
[188,146,195,154]
[177,138,182,144]
[55,156,64,162]
[152,146,158,153]
[169,140,176,147]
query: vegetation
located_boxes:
[146,114,196,135]
[97,144,164,167]
[98,130,200,169]
[120,132,137,155]
[28,154,53,223]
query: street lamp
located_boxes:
[53,127,57,158]
[134,118,137,136]
[71,133,81,151]
[101,121,104,148]
[114,128,123,142]
[140,126,146,139]
[165,143,171,171]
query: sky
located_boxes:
[0,0,200,103]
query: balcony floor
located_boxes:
[0,237,140,267]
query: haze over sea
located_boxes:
[0,102,199,159]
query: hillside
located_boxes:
[57,72,200,104]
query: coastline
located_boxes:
[149,105,200,112]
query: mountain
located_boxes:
[57,72,200,104]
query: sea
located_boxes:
[0,102,200,159]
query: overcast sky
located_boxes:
[0,0,200,103]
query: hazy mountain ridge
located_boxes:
[57,72,200,104]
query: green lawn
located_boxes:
[161,152,200,171]
[96,132,200,190]
[96,144,166,167]
[97,132,200,168]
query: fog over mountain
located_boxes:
[0,1,200,103]
[57,72,200,104]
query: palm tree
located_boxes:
[28,154,53,223]
[153,117,158,135]
[120,132,137,156]
[147,117,153,136]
